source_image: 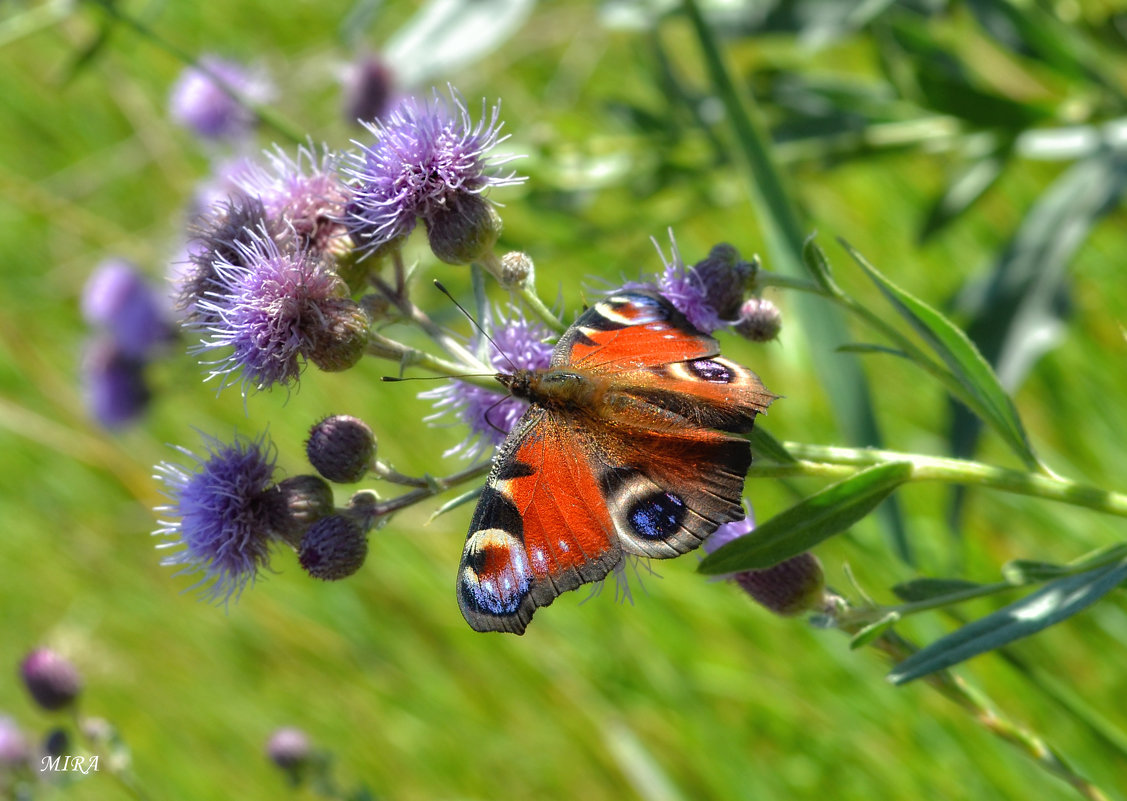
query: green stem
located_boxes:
[82,0,305,145]
[367,332,497,390]
[753,441,1127,519]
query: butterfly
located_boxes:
[458,289,776,634]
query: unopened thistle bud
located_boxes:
[734,552,826,616]
[499,251,534,288]
[705,512,826,616]
[20,649,81,711]
[342,55,395,125]
[266,726,312,785]
[264,474,336,547]
[425,194,503,265]
[306,298,369,373]
[299,514,368,580]
[306,415,376,484]
[733,297,782,342]
[692,243,757,321]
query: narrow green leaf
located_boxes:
[888,561,1127,685]
[426,486,482,524]
[801,235,838,295]
[747,427,796,464]
[842,240,1039,470]
[698,462,912,574]
[919,150,1008,242]
[892,577,984,603]
[850,611,901,650]
[836,343,912,359]
[1002,559,1069,584]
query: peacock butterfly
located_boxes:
[459,289,776,634]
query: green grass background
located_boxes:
[2,1,1127,799]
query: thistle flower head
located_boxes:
[233,143,353,255]
[422,306,552,460]
[82,336,151,429]
[179,191,274,322]
[644,235,755,333]
[20,649,81,712]
[190,226,352,393]
[0,717,29,769]
[169,55,273,141]
[298,514,368,580]
[734,297,782,342]
[342,87,524,258]
[82,258,172,358]
[342,54,396,125]
[154,432,280,603]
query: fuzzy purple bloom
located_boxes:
[0,716,29,768]
[154,432,279,603]
[266,726,312,770]
[82,336,151,428]
[232,143,353,255]
[169,55,272,141]
[82,259,172,358]
[422,307,552,459]
[630,236,753,334]
[342,88,524,258]
[190,226,348,392]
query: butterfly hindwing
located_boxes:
[458,408,622,635]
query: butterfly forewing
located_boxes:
[458,408,622,634]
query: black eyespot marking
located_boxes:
[628,491,687,540]
[689,359,734,383]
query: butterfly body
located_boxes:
[459,290,776,634]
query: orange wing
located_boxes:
[458,408,622,634]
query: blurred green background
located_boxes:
[2,0,1127,798]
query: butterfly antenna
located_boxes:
[433,280,518,373]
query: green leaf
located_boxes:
[919,148,1009,242]
[892,577,984,603]
[801,235,838,295]
[888,561,1127,685]
[698,462,912,574]
[747,427,796,464]
[842,240,1039,470]
[946,146,1127,524]
[836,343,911,359]
[1002,559,1070,584]
[426,486,482,524]
[850,611,900,650]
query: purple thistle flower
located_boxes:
[232,143,353,255]
[178,191,274,323]
[634,235,755,334]
[82,336,151,429]
[190,226,350,393]
[421,306,552,460]
[154,431,280,603]
[0,716,29,769]
[341,87,524,258]
[169,55,273,141]
[653,235,724,333]
[82,258,172,358]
